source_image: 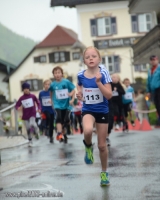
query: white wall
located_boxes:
[9,46,82,101]
[76,1,149,82]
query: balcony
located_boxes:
[132,25,160,64]
[129,0,160,13]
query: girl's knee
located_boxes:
[98,144,107,152]
[84,127,93,136]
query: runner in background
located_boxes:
[49,66,75,143]
[15,82,40,147]
[134,89,149,124]
[72,98,83,134]
[147,55,160,126]
[39,80,55,143]
[111,74,125,131]
[122,78,135,129]
[77,46,112,186]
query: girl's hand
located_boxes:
[68,92,72,97]
[95,72,102,83]
[69,99,74,105]
[76,91,83,101]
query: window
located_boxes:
[90,17,117,37]
[90,19,97,36]
[34,55,46,63]
[131,13,152,33]
[102,56,120,74]
[21,79,43,91]
[49,52,70,63]
[72,52,81,60]
[134,64,148,72]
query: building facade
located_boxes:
[7,26,85,101]
[51,0,158,82]
[129,0,160,65]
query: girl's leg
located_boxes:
[96,123,108,171]
[29,117,39,139]
[49,114,54,142]
[82,114,95,146]
[24,120,32,141]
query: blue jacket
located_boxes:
[146,65,160,92]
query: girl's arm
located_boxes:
[118,83,125,95]
[34,96,41,112]
[96,82,112,100]
[69,89,75,105]
[96,73,112,99]
[15,97,22,110]
[50,91,54,108]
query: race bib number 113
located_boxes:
[83,88,103,104]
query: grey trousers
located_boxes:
[24,117,39,140]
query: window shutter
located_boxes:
[65,52,70,61]
[111,17,117,34]
[114,56,120,72]
[131,15,138,33]
[38,79,43,90]
[90,19,97,36]
[34,56,40,63]
[49,53,55,63]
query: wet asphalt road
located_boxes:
[0,129,160,200]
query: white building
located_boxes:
[7,25,85,101]
[51,0,158,82]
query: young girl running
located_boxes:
[49,66,75,143]
[15,82,41,147]
[77,46,112,186]
[39,80,55,143]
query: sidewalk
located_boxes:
[0,135,28,150]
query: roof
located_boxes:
[36,25,78,48]
[3,47,35,82]
[50,0,126,7]
[0,58,16,74]
[4,25,85,82]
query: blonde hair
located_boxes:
[112,73,126,89]
[43,79,51,85]
[83,46,101,60]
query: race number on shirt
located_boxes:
[42,98,52,106]
[112,91,119,96]
[124,92,133,100]
[83,88,103,104]
[21,98,34,108]
[55,89,69,99]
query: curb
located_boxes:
[0,136,28,151]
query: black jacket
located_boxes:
[111,82,125,105]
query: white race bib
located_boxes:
[55,89,69,99]
[112,91,119,96]
[21,98,34,108]
[83,88,103,104]
[124,92,133,100]
[42,98,52,106]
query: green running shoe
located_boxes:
[84,146,94,164]
[100,172,110,186]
